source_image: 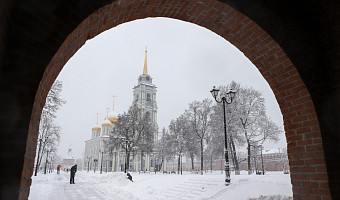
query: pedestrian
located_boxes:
[57,165,61,174]
[127,173,133,182]
[70,164,77,184]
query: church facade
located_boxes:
[83,48,165,173]
[83,106,117,172]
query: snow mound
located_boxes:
[248,195,293,200]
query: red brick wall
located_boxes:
[21,0,331,199]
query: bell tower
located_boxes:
[132,47,158,141]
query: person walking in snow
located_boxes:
[70,164,77,184]
[57,165,61,174]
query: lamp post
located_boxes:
[150,153,153,173]
[125,140,128,173]
[114,151,117,172]
[259,145,265,175]
[210,86,236,186]
[94,159,98,173]
[99,149,104,174]
[154,154,157,174]
[87,156,91,173]
[108,151,113,173]
[181,153,184,175]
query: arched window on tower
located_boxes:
[135,94,139,102]
[147,93,151,102]
[145,111,151,121]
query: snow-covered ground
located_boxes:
[29,171,292,200]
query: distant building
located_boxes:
[62,146,75,170]
[166,148,290,173]
[83,104,118,172]
[238,148,290,172]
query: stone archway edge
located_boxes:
[22,1,331,199]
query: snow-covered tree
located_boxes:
[35,80,65,176]
[166,115,188,173]
[183,124,200,172]
[185,99,212,175]
[232,83,281,174]
[106,105,155,172]
[157,127,168,172]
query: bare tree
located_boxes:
[166,115,187,174]
[106,105,155,172]
[42,80,66,119]
[232,84,281,174]
[35,80,65,176]
[183,125,200,172]
[157,127,167,172]
[185,99,212,175]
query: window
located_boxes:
[147,93,151,102]
[146,112,151,120]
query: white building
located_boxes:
[84,48,165,173]
[62,146,75,171]
[83,107,118,172]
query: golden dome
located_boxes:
[108,111,119,123]
[92,125,101,131]
[108,116,119,123]
[102,118,112,127]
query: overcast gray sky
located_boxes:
[54,17,286,159]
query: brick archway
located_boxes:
[10,1,332,199]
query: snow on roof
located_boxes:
[108,111,118,118]
[102,118,112,125]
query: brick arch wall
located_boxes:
[12,1,332,199]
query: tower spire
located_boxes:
[96,113,99,125]
[112,95,117,112]
[143,46,148,74]
[106,107,109,118]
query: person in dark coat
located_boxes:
[127,173,133,182]
[70,164,77,184]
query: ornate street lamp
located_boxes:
[123,127,129,173]
[210,86,236,186]
[93,159,98,173]
[125,140,128,173]
[259,145,265,175]
[150,153,153,173]
[108,150,113,173]
[154,154,157,174]
[87,156,91,173]
[99,149,104,174]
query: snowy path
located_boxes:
[29,171,292,200]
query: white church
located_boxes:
[83,48,165,173]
